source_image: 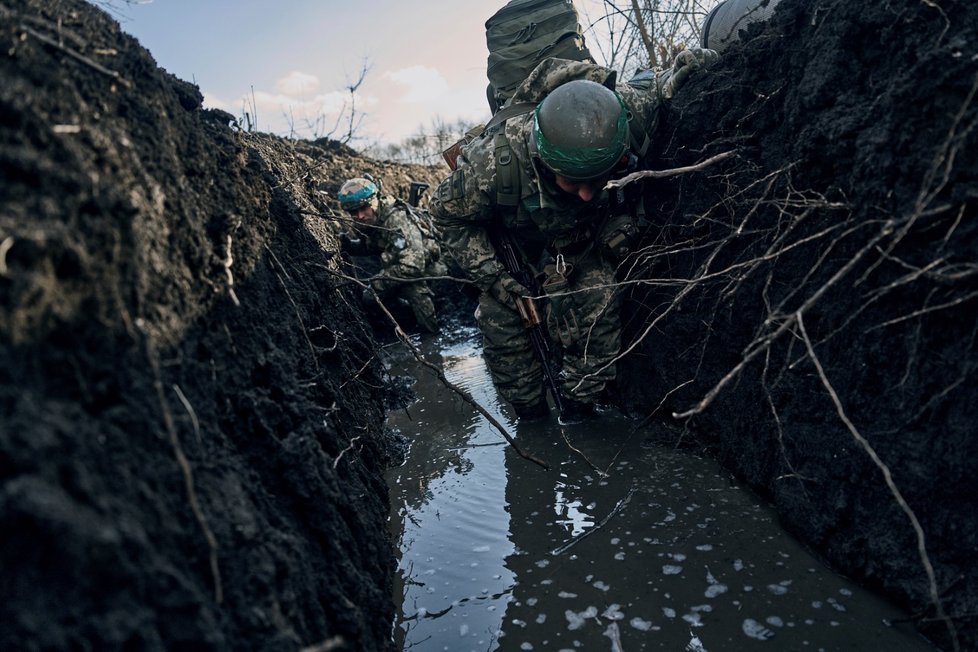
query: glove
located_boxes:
[660,48,719,99]
[488,272,530,306]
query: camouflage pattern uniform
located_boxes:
[429,58,669,413]
[347,195,446,332]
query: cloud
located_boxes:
[275,71,321,97]
[201,71,383,139]
[202,92,232,112]
[249,89,368,137]
[383,65,450,103]
[200,66,487,145]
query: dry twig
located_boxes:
[150,355,222,604]
[19,23,132,88]
[330,268,549,470]
[605,150,736,189]
[264,244,320,368]
[172,384,202,448]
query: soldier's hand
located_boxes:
[489,273,530,306]
[661,48,718,99]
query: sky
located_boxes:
[108,0,597,148]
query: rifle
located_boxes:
[491,227,565,416]
[408,181,429,207]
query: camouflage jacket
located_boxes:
[348,196,441,280]
[429,58,665,292]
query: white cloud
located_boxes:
[248,88,376,138]
[201,91,232,112]
[200,67,488,145]
[383,65,450,103]
[274,71,321,97]
[200,70,384,139]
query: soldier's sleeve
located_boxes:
[428,142,508,293]
[381,207,427,279]
[617,82,659,144]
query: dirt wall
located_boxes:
[619,1,978,650]
[0,0,441,649]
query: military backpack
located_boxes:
[485,0,592,113]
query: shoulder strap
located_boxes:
[493,131,521,208]
[628,117,651,158]
[485,101,536,132]
[484,103,536,210]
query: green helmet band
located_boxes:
[533,92,628,181]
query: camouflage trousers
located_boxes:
[377,260,446,333]
[476,253,620,410]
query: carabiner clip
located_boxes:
[556,253,567,276]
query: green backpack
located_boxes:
[485,0,593,112]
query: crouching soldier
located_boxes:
[429,51,716,421]
[338,176,446,333]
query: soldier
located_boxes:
[338,176,446,334]
[429,51,716,421]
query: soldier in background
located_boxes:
[338,176,446,334]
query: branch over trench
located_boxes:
[329,268,549,471]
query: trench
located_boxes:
[384,329,936,652]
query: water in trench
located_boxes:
[384,328,934,651]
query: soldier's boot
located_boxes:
[557,397,595,426]
[512,399,550,421]
[412,295,439,334]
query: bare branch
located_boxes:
[605,150,737,189]
[328,268,549,470]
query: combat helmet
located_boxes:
[531,79,629,181]
[338,177,380,212]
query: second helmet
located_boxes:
[338,177,380,211]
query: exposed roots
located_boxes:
[796,314,959,651]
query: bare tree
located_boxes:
[338,60,372,145]
[91,0,153,20]
[581,0,715,75]
[369,116,471,167]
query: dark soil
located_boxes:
[619,1,978,650]
[0,1,443,649]
[2,0,976,651]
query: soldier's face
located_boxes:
[349,205,376,225]
[554,175,602,203]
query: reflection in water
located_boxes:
[387,330,515,650]
[386,332,935,651]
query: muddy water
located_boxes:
[385,329,934,651]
